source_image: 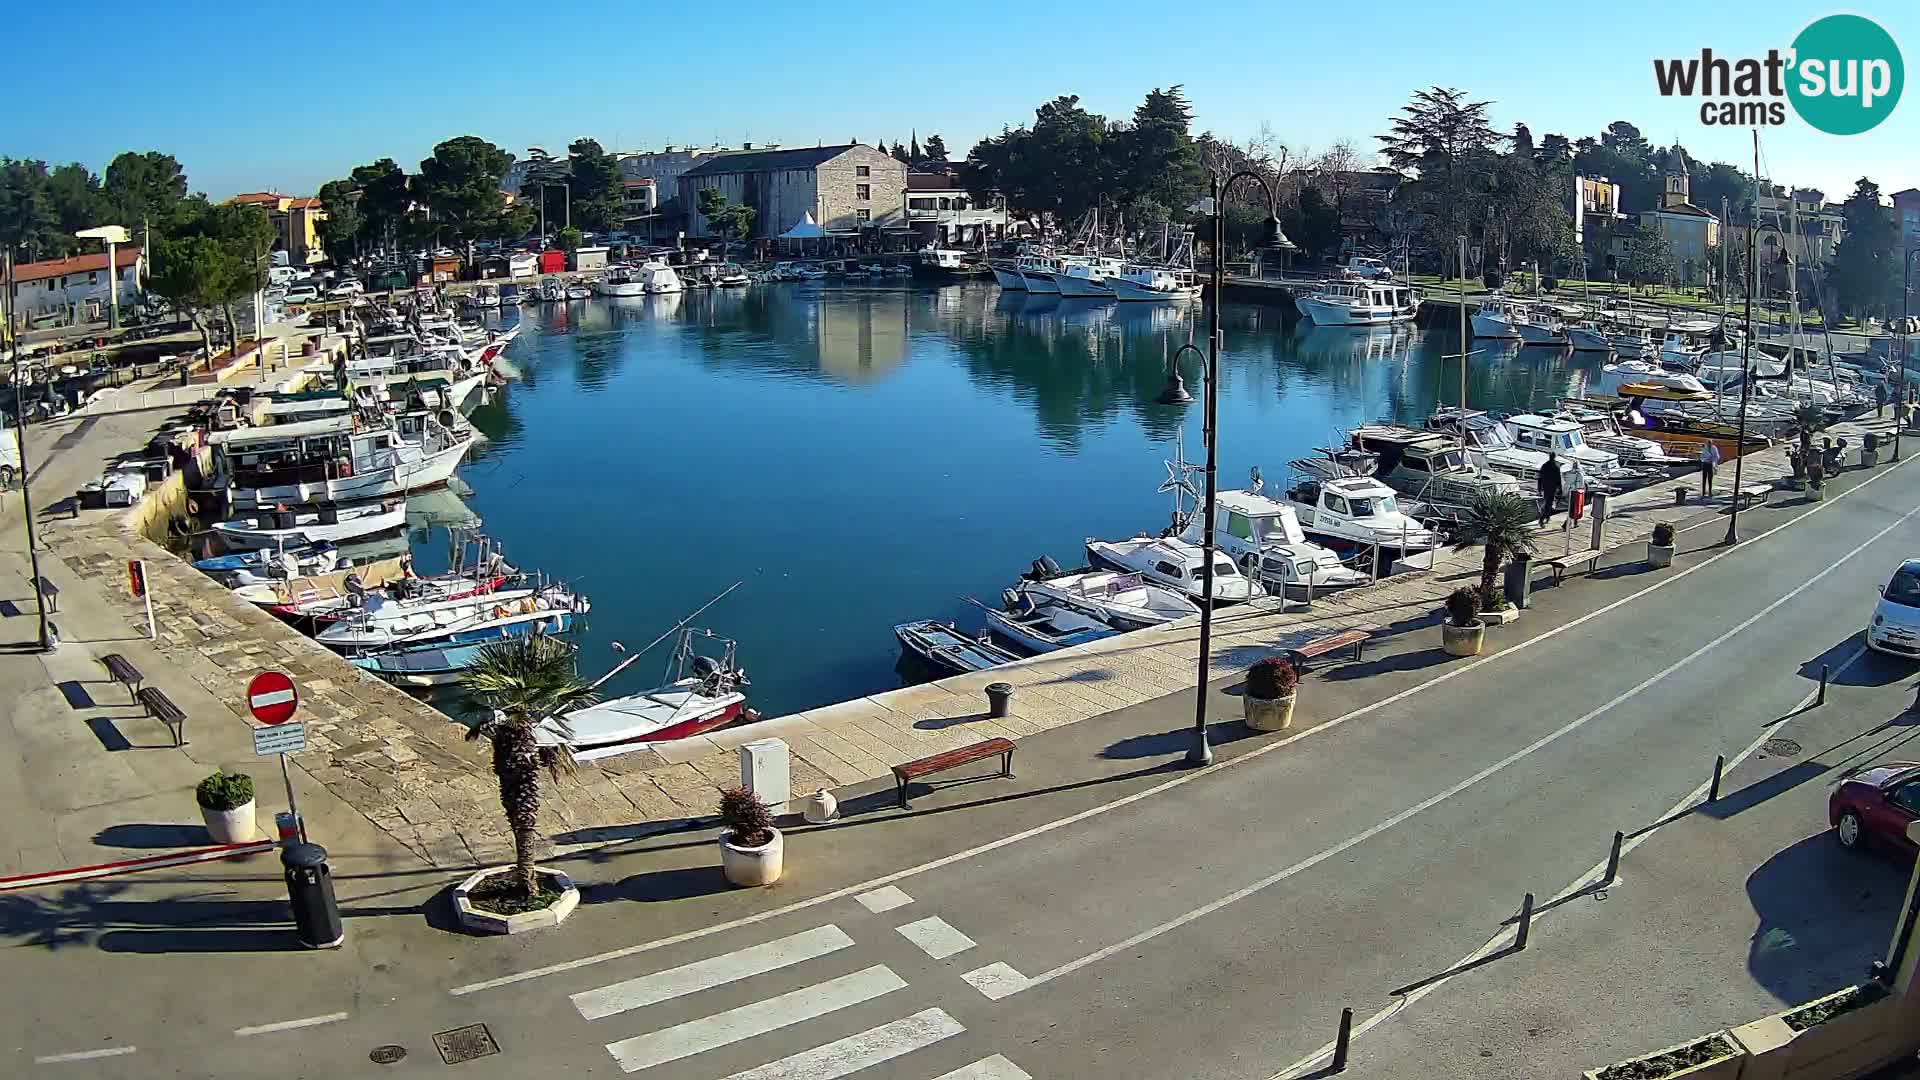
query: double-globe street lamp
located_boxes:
[1158,170,1293,766]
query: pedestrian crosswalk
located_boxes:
[564,900,1035,1078]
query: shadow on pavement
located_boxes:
[1704,718,1920,821]
[581,866,729,905]
[1102,720,1257,760]
[92,823,214,848]
[97,928,301,953]
[56,680,96,710]
[1321,647,1452,681]
[1743,832,1909,1004]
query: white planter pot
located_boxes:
[1243,693,1296,732]
[1809,485,1826,502]
[1862,449,1880,468]
[1647,542,1674,569]
[801,788,839,824]
[451,866,580,935]
[200,800,257,844]
[1441,621,1485,657]
[721,827,784,887]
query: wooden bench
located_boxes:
[99,653,144,702]
[135,686,186,748]
[1541,548,1604,584]
[1286,629,1369,672]
[35,576,58,613]
[892,737,1015,808]
[1735,483,1771,509]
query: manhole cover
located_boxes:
[1762,738,1804,757]
[434,1024,500,1065]
[369,1045,407,1065]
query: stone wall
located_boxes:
[817,146,906,233]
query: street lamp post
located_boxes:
[75,225,131,330]
[1897,249,1919,464]
[3,251,52,651]
[1157,171,1292,766]
[1725,198,1761,545]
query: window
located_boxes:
[1325,495,1349,515]
[1890,781,1920,815]
[1227,513,1253,540]
[856,184,870,200]
[1886,568,1920,608]
[856,209,871,222]
[1154,561,1184,580]
[856,165,870,178]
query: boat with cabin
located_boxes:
[1278,468,1441,555]
[1295,280,1420,326]
[1014,559,1200,630]
[1182,487,1369,597]
[216,412,474,510]
[1055,256,1127,299]
[314,583,587,649]
[593,266,649,297]
[1471,297,1565,344]
[1346,425,1530,510]
[1084,535,1263,605]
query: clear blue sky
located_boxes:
[8,1,1913,204]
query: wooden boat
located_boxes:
[983,593,1120,655]
[894,620,1020,674]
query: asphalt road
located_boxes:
[7,453,1920,1079]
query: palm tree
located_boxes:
[458,636,599,898]
[1450,492,1540,609]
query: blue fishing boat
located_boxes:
[893,620,1020,675]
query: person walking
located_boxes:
[1537,451,1563,527]
[1700,440,1722,496]
[1876,381,1890,419]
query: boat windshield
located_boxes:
[1887,568,1920,609]
[1428,449,1467,471]
[1348,494,1397,516]
[1555,432,1585,452]
[1474,423,1515,450]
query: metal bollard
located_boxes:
[985,682,1014,720]
[1709,754,1726,802]
[1331,1007,1354,1072]
[1515,892,1535,950]
[1817,663,1829,706]
[1602,830,1624,887]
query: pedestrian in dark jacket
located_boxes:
[1537,452,1563,527]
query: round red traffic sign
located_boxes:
[247,670,299,725]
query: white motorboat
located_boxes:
[1346,425,1530,510]
[217,413,474,510]
[1183,488,1369,598]
[467,283,501,309]
[1295,280,1420,326]
[564,281,592,301]
[1014,559,1199,630]
[984,593,1121,654]
[593,267,649,297]
[1279,471,1440,555]
[1108,264,1202,302]
[1084,535,1262,605]
[538,631,751,759]
[1427,407,1554,485]
[1502,412,1652,487]
[315,583,586,649]
[1549,405,1681,469]
[538,278,567,302]
[194,541,339,583]
[641,261,684,294]
[1018,254,1065,293]
[1470,298,1524,339]
[1472,297,1564,344]
[212,501,406,550]
[1055,256,1126,299]
[1567,321,1611,351]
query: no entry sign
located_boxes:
[247,671,299,725]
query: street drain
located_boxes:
[1762,738,1804,757]
[434,1024,499,1065]
[369,1045,407,1065]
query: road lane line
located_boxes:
[895,916,976,960]
[853,886,913,913]
[448,455,1915,998]
[934,1056,1036,1080]
[720,1007,964,1080]
[1271,642,1874,1079]
[603,964,906,1073]
[1021,500,1920,996]
[33,1047,136,1063]
[233,1012,350,1037]
[572,926,855,1021]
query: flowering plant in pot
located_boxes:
[719,786,784,887]
[1440,587,1486,657]
[1647,521,1676,569]
[1242,656,1298,732]
[196,770,257,843]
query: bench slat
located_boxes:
[1293,630,1368,657]
[892,737,1016,808]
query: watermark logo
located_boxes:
[1652,14,1903,133]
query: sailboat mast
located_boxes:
[1457,235,1469,408]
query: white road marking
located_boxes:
[572,926,855,1021]
[960,962,1030,1000]
[448,456,1912,999]
[1018,497,1920,997]
[853,885,913,913]
[721,1007,964,1080]
[33,1047,136,1063]
[935,1055,1036,1080]
[233,1012,350,1037]
[604,964,906,1074]
[895,915,976,960]
[1271,641,1876,1078]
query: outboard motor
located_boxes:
[690,654,724,694]
[1002,588,1023,612]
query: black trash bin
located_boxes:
[1504,554,1533,610]
[985,682,1014,719]
[282,842,344,949]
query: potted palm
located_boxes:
[1242,656,1297,732]
[1450,492,1539,625]
[449,636,596,933]
[1807,459,1826,502]
[719,786,783,887]
[1648,521,1676,568]
[196,770,257,843]
[1441,587,1485,657]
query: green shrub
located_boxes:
[1247,656,1297,699]
[1445,587,1481,628]
[1651,522,1675,547]
[718,786,774,847]
[196,770,255,811]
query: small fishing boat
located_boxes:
[228,556,415,622]
[211,501,407,550]
[1085,535,1263,605]
[315,584,587,649]
[352,638,577,688]
[564,281,592,301]
[1183,488,1370,598]
[894,620,1021,674]
[983,592,1120,655]
[538,631,751,758]
[1014,560,1199,630]
[195,541,337,578]
[1567,321,1611,351]
[538,278,567,302]
[1549,405,1682,469]
[1280,462,1443,556]
[592,267,649,297]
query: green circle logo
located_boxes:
[1787,14,1903,134]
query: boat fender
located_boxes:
[493,605,510,619]
[186,497,200,515]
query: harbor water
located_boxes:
[419,284,1606,717]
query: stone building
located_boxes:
[677,144,907,241]
[1629,168,1720,285]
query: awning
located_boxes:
[779,212,826,240]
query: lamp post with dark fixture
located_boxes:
[1897,247,1919,465]
[1157,170,1293,766]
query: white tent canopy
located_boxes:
[779,213,826,240]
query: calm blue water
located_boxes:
[414,285,1602,717]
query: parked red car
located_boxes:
[1829,762,1920,851]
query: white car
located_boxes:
[1866,560,1920,658]
[326,280,364,298]
[283,285,319,304]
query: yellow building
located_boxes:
[230,192,329,266]
[1634,169,1720,285]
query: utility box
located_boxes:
[739,738,790,815]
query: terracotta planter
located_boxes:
[1442,621,1485,657]
[200,800,257,844]
[1647,542,1674,569]
[721,827,784,887]
[1243,692,1296,732]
